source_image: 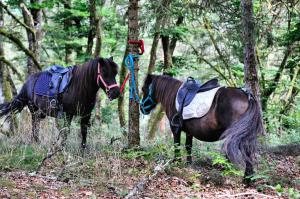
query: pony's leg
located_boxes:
[173,131,181,161]
[185,133,193,164]
[31,113,41,143]
[80,114,91,149]
[243,151,254,185]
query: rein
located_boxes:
[97,63,119,94]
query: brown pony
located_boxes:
[0,57,120,148]
[140,74,263,183]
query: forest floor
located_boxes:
[0,144,299,199]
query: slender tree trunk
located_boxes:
[161,35,172,69]
[127,0,140,148]
[118,43,129,136]
[86,0,96,56]
[241,0,264,133]
[147,0,171,74]
[0,5,16,134]
[20,1,41,75]
[64,2,72,64]
[93,0,105,57]
[169,15,184,55]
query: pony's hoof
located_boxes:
[186,157,192,165]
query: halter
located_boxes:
[140,83,157,115]
[97,63,119,93]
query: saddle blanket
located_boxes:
[175,86,222,119]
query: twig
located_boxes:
[217,192,276,198]
[124,159,172,199]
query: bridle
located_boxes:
[140,83,157,115]
[97,63,119,94]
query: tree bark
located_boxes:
[86,0,96,56]
[161,35,172,70]
[0,4,16,134]
[127,0,140,148]
[118,43,129,136]
[241,0,264,133]
[63,2,72,64]
[20,1,41,75]
[169,15,184,55]
[147,0,171,74]
[93,0,105,57]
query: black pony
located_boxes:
[140,74,263,183]
[0,57,120,148]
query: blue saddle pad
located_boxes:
[177,77,220,110]
[34,65,73,97]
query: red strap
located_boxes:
[120,73,130,93]
[128,40,144,55]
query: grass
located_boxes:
[0,143,46,171]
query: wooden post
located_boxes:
[127,0,140,148]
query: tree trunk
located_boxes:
[20,1,41,75]
[93,0,105,57]
[86,0,96,56]
[64,2,72,64]
[241,0,264,133]
[169,15,184,55]
[127,0,140,148]
[118,43,129,136]
[161,35,172,70]
[0,5,16,134]
[147,0,171,74]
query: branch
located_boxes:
[0,2,35,36]
[186,39,233,86]
[203,17,236,86]
[0,56,24,81]
[0,28,42,70]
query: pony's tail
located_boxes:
[220,94,263,168]
[0,86,27,118]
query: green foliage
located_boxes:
[0,144,45,171]
[208,152,243,177]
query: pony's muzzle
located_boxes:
[108,87,120,100]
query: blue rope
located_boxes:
[125,54,140,102]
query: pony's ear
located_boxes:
[109,56,113,61]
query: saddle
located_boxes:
[34,65,74,116]
[171,77,220,133]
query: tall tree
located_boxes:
[20,0,42,75]
[147,0,171,74]
[127,0,140,148]
[241,0,264,132]
[86,0,96,56]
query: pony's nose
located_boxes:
[109,87,120,100]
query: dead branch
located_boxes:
[125,159,172,199]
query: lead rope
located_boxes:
[121,40,144,102]
[125,54,140,102]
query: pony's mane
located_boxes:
[73,58,99,96]
[152,75,182,115]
